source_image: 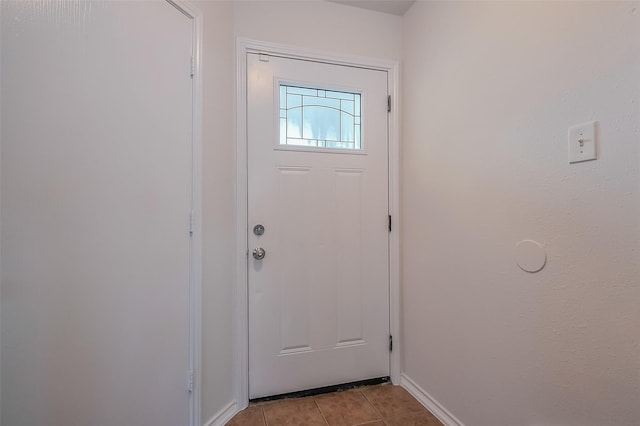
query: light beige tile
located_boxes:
[361,384,429,420]
[227,406,266,426]
[263,397,327,426]
[315,390,381,426]
[233,384,438,426]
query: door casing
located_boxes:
[166,3,203,425]
[169,2,203,426]
[234,38,401,410]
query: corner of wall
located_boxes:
[203,400,238,426]
[400,373,465,426]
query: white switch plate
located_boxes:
[569,121,597,164]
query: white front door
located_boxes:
[247,53,390,399]
[2,2,193,425]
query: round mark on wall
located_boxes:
[515,240,546,273]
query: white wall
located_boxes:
[193,1,236,424]
[401,2,640,425]
[232,1,403,61]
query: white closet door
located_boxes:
[1,2,193,425]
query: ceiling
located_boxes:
[327,0,416,16]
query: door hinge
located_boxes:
[389,335,393,352]
[189,211,194,236]
[387,95,391,113]
[187,369,195,393]
[388,215,392,232]
[190,56,195,79]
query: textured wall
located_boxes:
[401,2,640,425]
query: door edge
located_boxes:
[165,2,204,426]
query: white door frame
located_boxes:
[234,38,401,409]
[166,2,203,426]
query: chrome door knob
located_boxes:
[252,247,266,260]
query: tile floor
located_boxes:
[227,384,444,426]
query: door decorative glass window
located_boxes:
[279,85,361,149]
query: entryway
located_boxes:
[245,51,391,399]
[227,384,444,425]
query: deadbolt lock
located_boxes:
[253,224,265,236]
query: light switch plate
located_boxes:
[569,121,597,164]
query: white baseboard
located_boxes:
[203,401,238,426]
[400,373,465,426]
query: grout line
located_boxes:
[261,407,268,426]
[313,397,331,425]
[359,389,385,421]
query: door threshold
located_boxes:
[250,376,390,403]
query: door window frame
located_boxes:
[234,38,401,411]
